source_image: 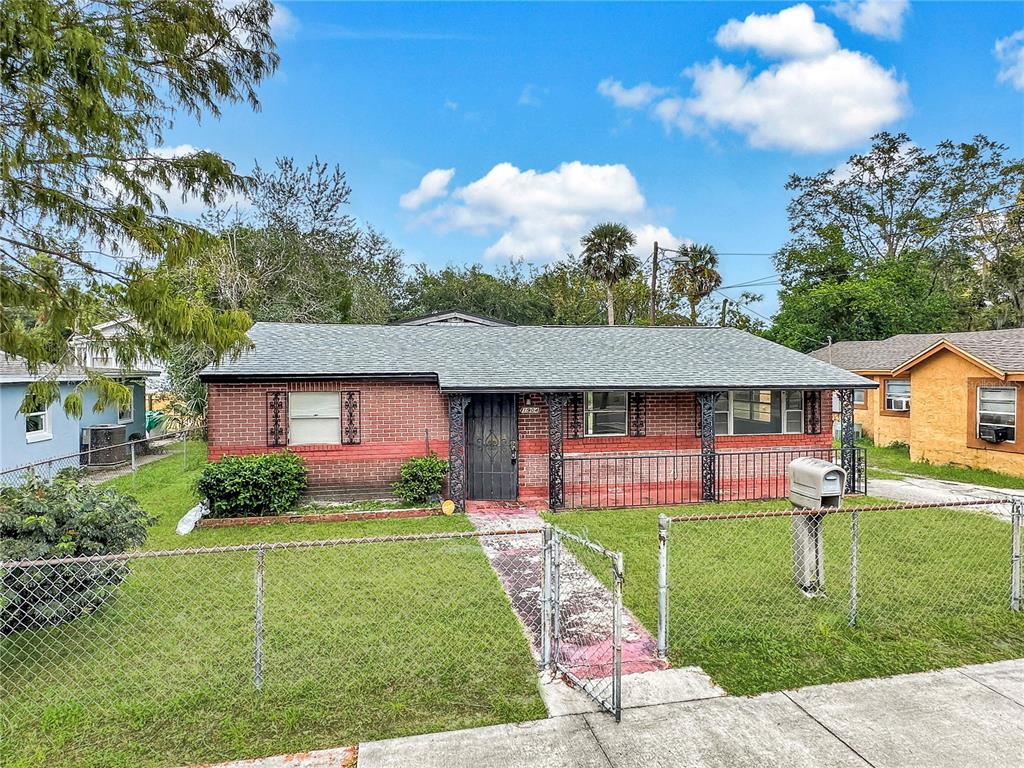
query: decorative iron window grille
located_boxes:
[342,391,361,444]
[804,391,821,435]
[567,392,583,440]
[628,392,647,437]
[266,391,286,447]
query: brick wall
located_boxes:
[207,379,448,495]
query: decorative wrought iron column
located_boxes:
[697,391,720,502]
[447,395,471,510]
[545,393,569,509]
[839,388,855,493]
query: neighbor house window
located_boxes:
[584,391,628,436]
[714,390,804,436]
[25,407,50,443]
[884,379,910,411]
[854,389,866,406]
[118,391,134,423]
[977,387,1016,442]
[288,392,341,445]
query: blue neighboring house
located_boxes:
[0,353,155,472]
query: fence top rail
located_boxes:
[667,497,1018,523]
[0,526,546,568]
[0,429,197,476]
[562,446,859,462]
[552,525,621,560]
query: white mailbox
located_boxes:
[787,457,846,597]
[788,457,846,510]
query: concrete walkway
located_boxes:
[358,659,1024,768]
[465,502,663,677]
[868,474,1021,520]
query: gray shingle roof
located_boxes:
[0,355,158,384]
[200,322,874,391]
[809,328,1024,374]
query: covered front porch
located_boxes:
[446,389,864,511]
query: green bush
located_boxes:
[392,453,449,506]
[0,473,153,633]
[197,451,307,518]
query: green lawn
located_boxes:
[861,439,1024,489]
[546,499,1024,695]
[1,443,545,768]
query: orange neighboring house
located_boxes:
[811,329,1024,476]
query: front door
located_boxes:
[466,394,518,501]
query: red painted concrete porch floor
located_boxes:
[465,501,664,677]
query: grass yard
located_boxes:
[861,438,1024,489]
[546,498,1024,695]
[1,443,546,768]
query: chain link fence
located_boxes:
[656,497,1024,694]
[1,526,623,767]
[0,429,200,488]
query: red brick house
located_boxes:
[200,319,874,509]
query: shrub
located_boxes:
[392,453,449,506]
[197,451,307,518]
[0,473,153,633]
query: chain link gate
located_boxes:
[539,525,624,720]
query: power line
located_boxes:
[713,288,829,349]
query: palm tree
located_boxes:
[580,222,639,325]
[666,244,722,325]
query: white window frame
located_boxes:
[288,392,342,446]
[884,379,911,412]
[977,386,1016,443]
[853,389,866,406]
[584,391,629,437]
[25,406,52,443]
[714,390,805,436]
[118,389,134,424]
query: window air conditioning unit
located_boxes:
[979,425,1011,444]
[82,424,128,466]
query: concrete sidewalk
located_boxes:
[358,659,1024,768]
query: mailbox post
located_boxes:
[787,457,846,597]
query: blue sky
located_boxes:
[165,1,1024,316]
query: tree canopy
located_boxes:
[1,0,278,414]
[579,222,640,325]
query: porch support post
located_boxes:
[697,391,719,502]
[447,394,471,511]
[545,393,568,509]
[839,388,855,493]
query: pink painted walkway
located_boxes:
[465,502,664,678]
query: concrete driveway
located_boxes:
[358,659,1024,768]
[867,474,1021,520]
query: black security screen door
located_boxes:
[466,394,518,501]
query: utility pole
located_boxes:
[827,335,833,364]
[719,297,729,327]
[649,241,659,326]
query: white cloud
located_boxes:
[597,78,668,109]
[518,84,543,107]
[412,161,681,261]
[129,145,251,218]
[715,4,838,59]
[995,30,1024,90]
[400,168,456,210]
[270,2,299,38]
[829,0,909,41]
[679,50,907,152]
[601,4,907,153]
[443,99,460,111]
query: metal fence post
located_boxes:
[254,546,265,689]
[1012,498,1021,613]
[657,514,670,659]
[540,525,553,670]
[130,442,137,473]
[611,551,624,722]
[552,528,562,667]
[849,510,859,627]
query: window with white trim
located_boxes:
[584,391,628,436]
[853,389,866,406]
[288,392,341,445]
[25,407,51,442]
[713,390,805,436]
[977,387,1016,442]
[884,379,910,411]
[118,391,134,424]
